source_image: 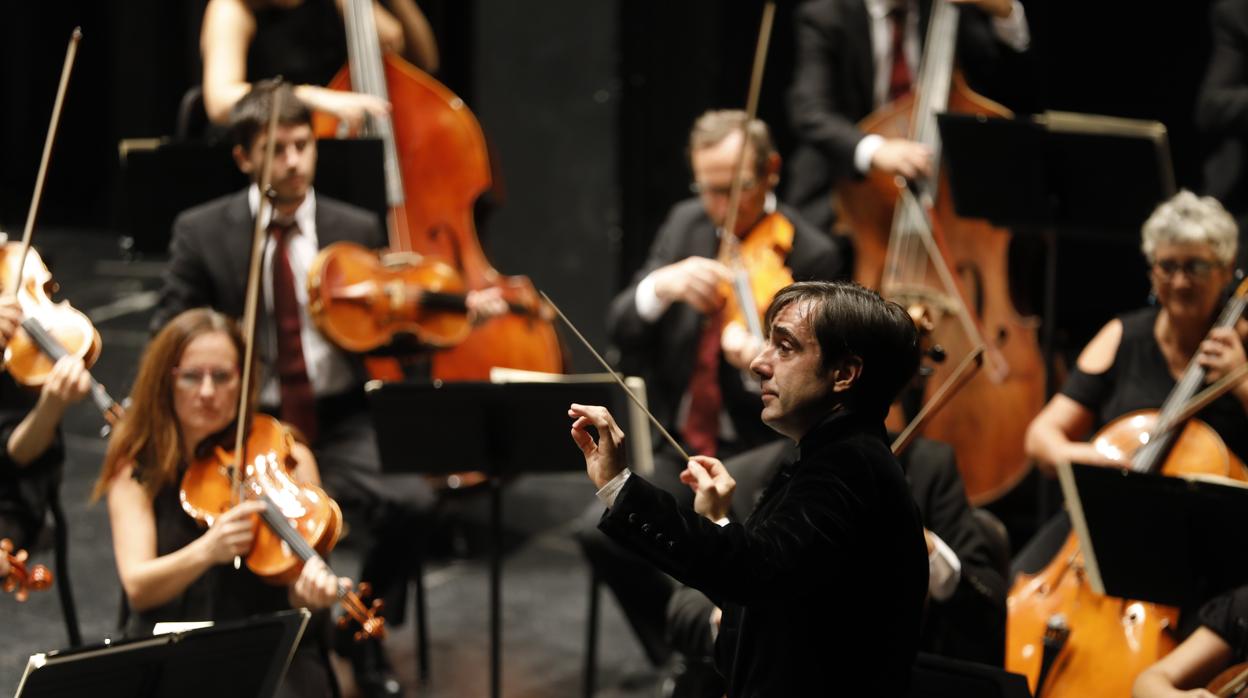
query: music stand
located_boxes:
[908,653,1033,698]
[366,377,639,698]
[13,609,309,698]
[1057,462,1248,607]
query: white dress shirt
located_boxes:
[247,185,356,406]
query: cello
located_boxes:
[1004,278,1248,697]
[309,0,564,379]
[834,0,1045,504]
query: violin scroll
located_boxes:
[336,581,387,641]
[1,538,53,602]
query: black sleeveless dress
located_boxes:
[123,466,335,698]
[247,0,347,87]
[1061,306,1248,464]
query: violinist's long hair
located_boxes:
[92,308,254,501]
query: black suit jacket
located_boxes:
[601,410,929,697]
[1199,0,1248,220]
[668,436,1005,669]
[785,0,1015,232]
[153,189,385,379]
[606,198,842,460]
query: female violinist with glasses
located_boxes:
[92,308,347,698]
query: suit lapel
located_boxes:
[223,190,257,297]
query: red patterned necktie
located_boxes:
[887,6,912,102]
[268,220,318,444]
[681,314,724,457]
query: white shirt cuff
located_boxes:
[992,1,1030,52]
[634,273,671,323]
[927,531,962,602]
[595,469,632,508]
[854,134,885,175]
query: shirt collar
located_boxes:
[247,184,316,234]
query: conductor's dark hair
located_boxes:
[765,281,919,419]
[228,79,312,150]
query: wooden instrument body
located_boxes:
[1006,415,1248,697]
[836,76,1045,504]
[308,241,470,352]
[313,55,564,379]
[181,415,342,586]
[720,212,796,340]
[0,243,101,388]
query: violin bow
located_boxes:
[540,291,691,463]
[10,28,81,297]
[716,2,776,342]
[227,84,283,567]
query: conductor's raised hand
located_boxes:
[569,403,627,489]
[679,456,735,522]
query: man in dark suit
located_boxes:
[664,436,1007,696]
[785,0,1030,233]
[1198,0,1248,271]
[579,110,843,667]
[153,81,421,698]
[572,281,930,696]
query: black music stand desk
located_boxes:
[1057,462,1248,607]
[366,379,633,698]
[937,110,1176,393]
[14,609,309,698]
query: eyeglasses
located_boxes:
[690,178,758,198]
[172,367,239,391]
[1152,258,1219,280]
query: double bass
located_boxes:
[835,0,1045,504]
[1005,278,1248,697]
[309,0,564,379]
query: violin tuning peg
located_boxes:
[371,599,385,612]
[336,615,350,629]
[0,538,12,553]
[357,582,372,598]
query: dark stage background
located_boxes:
[0,0,1220,361]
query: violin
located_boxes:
[1210,663,1248,697]
[1005,279,1248,697]
[308,242,555,353]
[0,538,53,602]
[712,3,795,357]
[181,414,384,639]
[0,243,125,427]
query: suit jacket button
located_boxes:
[666,540,676,551]
[627,513,638,524]
[654,533,666,544]
[641,524,653,534]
